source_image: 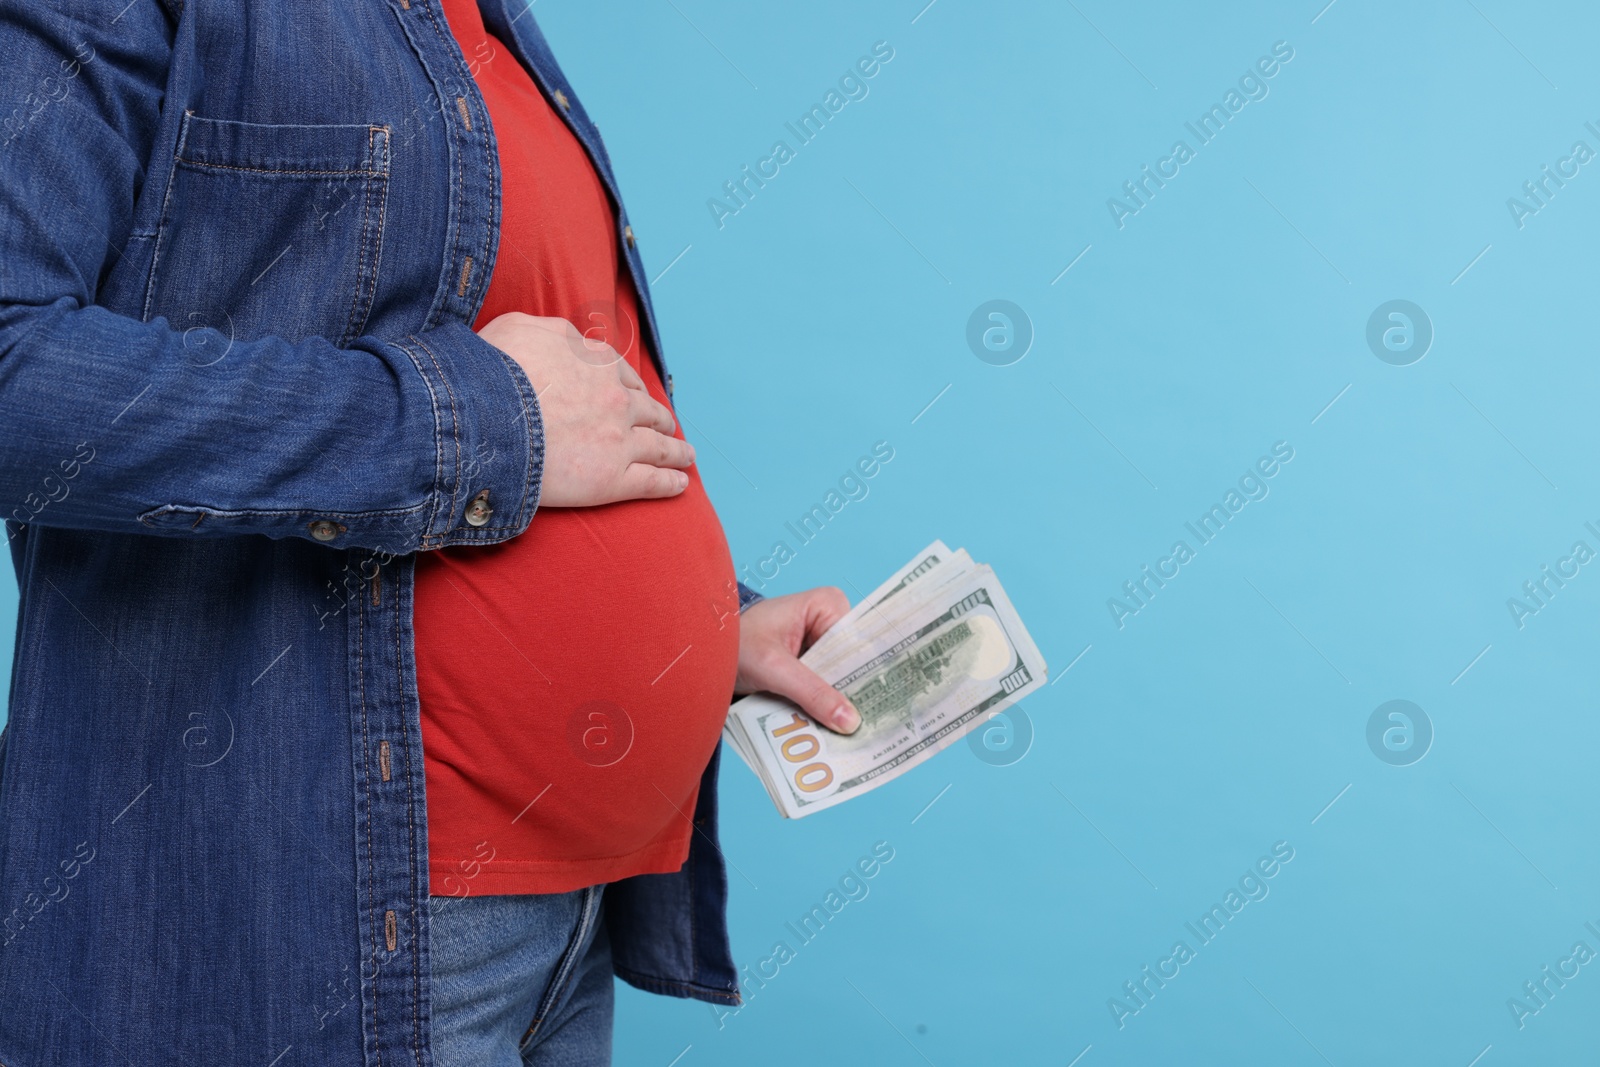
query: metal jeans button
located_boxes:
[309,520,342,542]
[464,490,493,527]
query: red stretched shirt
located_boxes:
[415,0,740,896]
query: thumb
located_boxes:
[759,653,860,735]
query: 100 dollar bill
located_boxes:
[728,565,1046,818]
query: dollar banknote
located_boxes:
[724,542,1046,818]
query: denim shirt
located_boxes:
[0,1,759,1062]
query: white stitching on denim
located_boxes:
[489,343,541,531]
[394,562,426,1065]
[391,339,447,545]
[406,334,463,538]
[140,110,192,323]
[340,125,390,348]
[416,5,472,326]
[354,555,385,1067]
[172,158,384,177]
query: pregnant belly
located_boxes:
[413,469,739,889]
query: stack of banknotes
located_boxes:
[723,541,1048,819]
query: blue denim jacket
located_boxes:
[0,1,758,1062]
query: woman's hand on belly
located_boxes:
[476,312,696,507]
[734,587,862,735]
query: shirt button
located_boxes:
[553,89,570,111]
[309,520,343,542]
[464,489,493,527]
[623,225,636,249]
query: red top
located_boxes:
[415,0,740,896]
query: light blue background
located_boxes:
[7,1,1600,1063]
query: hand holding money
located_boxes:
[725,541,1048,818]
[732,588,863,735]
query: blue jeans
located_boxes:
[429,886,614,1066]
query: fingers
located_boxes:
[607,430,695,501]
[619,462,690,499]
[626,389,677,435]
[614,358,647,393]
[630,426,695,469]
[757,652,861,735]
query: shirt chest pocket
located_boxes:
[143,112,390,349]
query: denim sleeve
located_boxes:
[736,581,764,612]
[0,3,542,558]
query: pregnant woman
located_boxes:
[414,2,863,1062]
[0,2,857,1064]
